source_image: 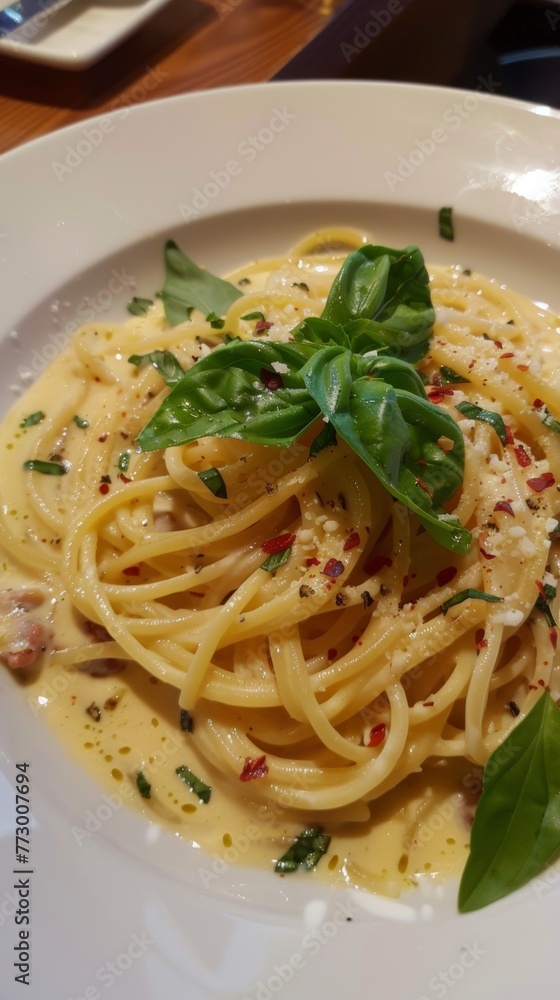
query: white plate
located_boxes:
[1,80,560,1000]
[0,0,172,68]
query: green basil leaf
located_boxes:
[117,452,130,472]
[127,297,153,316]
[364,355,428,398]
[439,206,454,241]
[441,589,503,615]
[128,350,186,387]
[261,547,292,573]
[23,459,68,476]
[535,583,557,628]
[455,401,507,445]
[440,365,470,385]
[241,311,265,322]
[459,693,560,912]
[161,240,242,326]
[136,771,151,799]
[176,764,211,803]
[309,421,337,458]
[72,415,89,429]
[20,411,45,428]
[136,340,320,452]
[541,409,560,436]
[302,346,471,554]
[198,467,227,499]
[206,312,225,329]
[321,244,435,357]
[275,827,331,873]
[292,316,351,350]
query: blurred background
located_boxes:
[0,0,559,154]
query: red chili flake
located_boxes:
[538,678,546,687]
[327,648,337,660]
[364,553,393,575]
[255,320,273,333]
[120,473,131,484]
[514,445,531,468]
[416,478,433,498]
[528,472,555,493]
[475,628,488,651]
[500,352,514,359]
[305,557,320,567]
[99,482,110,495]
[71,695,77,704]
[536,580,548,601]
[428,387,455,403]
[368,723,386,747]
[123,565,141,576]
[533,399,545,410]
[423,701,435,707]
[505,425,514,445]
[529,684,539,690]
[417,459,427,466]
[98,433,108,442]
[239,755,268,782]
[260,367,283,390]
[262,532,296,555]
[494,500,515,516]
[343,532,360,551]
[323,558,344,578]
[436,566,457,587]
[517,364,529,371]
[550,628,558,650]
[480,548,496,560]
[494,340,503,350]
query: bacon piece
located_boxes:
[0,590,50,670]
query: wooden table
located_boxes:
[0,0,512,157]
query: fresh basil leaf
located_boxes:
[440,366,470,385]
[440,589,503,615]
[136,341,320,452]
[309,421,337,458]
[127,297,153,316]
[439,206,454,241]
[275,827,331,873]
[136,771,151,799]
[321,244,435,357]
[117,452,130,472]
[20,411,45,428]
[198,467,227,499]
[176,764,211,803]
[535,583,557,628]
[23,459,68,476]
[365,355,428,398]
[302,346,471,554]
[292,316,351,350]
[455,401,507,445]
[241,311,265,322]
[128,350,186,387]
[206,312,225,329]
[261,548,292,573]
[72,415,89,429]
[459,693,560,912]
[161,240,242,326]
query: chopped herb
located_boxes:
[238,277,251,286]
[535,582,557,628]
[197,467,227,499]
[136,771,152,799]
[180,709,193,733]
[100,475,112,484]
[455,401,507,445]
[441,589,503,615]
[72,415,89,429]
[127,297,153,316]
[439,206,454,241]
[361,590,374,608]
[176,764,211,803]
[261,548,292,573]
[86,702,101,722]
[23,459,68,476]
[439,366,470,386]
[299,584,315,598]
[241,311,265,322]
[19,411,45,428]
[117,452,130,472]
[206,311,225,329]
[275,827,331,873]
